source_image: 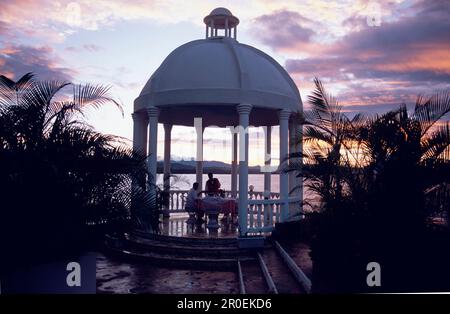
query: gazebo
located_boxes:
[132,7,303,238]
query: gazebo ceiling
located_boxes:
[134,9,302,127]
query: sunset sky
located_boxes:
[1,0,449,165]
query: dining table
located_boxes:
[196,196,238,232]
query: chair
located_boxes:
[185,209,197,225]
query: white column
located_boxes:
[279,109,291,221]
[147,107,159,187]
[163,123,172,217]
[194,118,204,190]
[225,18,229,37]
[264,126,272,195]
[132,112,141,155]
[264,125,272,227]
[132,112,148,190]
[237,104,252,236]
[132,112,145,154]
[231,131,238,198]
[140,114,148,159]
[295,114,304,215]
[289,115,303,215]
[196,157,203,190]
[132,112,142,194]
[289,119,295,193]
[163,124,172,191]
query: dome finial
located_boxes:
[204,7,239,39]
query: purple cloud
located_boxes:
[0,45,75,81]
[251,10,317,51]
[280,0,450,114]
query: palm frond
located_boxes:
[72,84,123,116]
[308,78,339,114]
[0,75,16,89]
[14,72,35,90]
[0,72,35,111]
[19,80,70,110]
[421,122,450,163]
[303,126,334,145]
[350,113,366,126]
[413,92,450,136]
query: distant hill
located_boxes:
[156,160,262,174]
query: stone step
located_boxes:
[131,230,240,246]
[106,245,255,270]
[123,234,254,258]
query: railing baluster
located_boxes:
[181,192,186,210]
[164,189,288,216]
[264,202,269,227]
[257,203,262,227]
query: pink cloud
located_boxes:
[251,10,317,52]
[265,0,450,115]
[0,45,76,81]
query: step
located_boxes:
[126,233,240,250]
[123,234,253,258]
[132,230,239,246]
[106,245,255,270]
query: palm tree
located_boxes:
[0,73,158,270]
[359,94,450,228]
[288,78,450,292]
[291,78,365,212]
[290,78,449,221]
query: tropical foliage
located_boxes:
[291,78,450,292]
[0,73,158,271]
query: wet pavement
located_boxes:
[96,253,239,294]
[96,236,313,294]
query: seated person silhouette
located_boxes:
[185,182,205,224]
[205,172,221,196]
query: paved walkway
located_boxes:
[96,253,239,294]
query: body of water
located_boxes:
[156,173,318,206]
[156,173,281,192]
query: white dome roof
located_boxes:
[134,11,302,127]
